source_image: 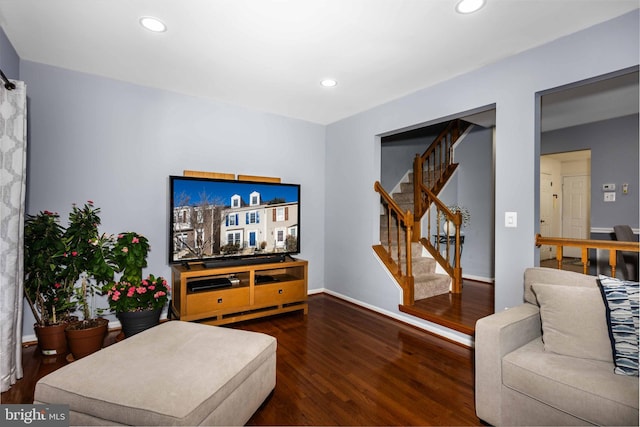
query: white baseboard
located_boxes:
[22,333,37,344]
[462,273,494,283]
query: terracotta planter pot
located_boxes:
[118,308,162,338]
[65,318,108,360]
[34,323,69,356]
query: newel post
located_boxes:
[413,154,422,241]
[452,211,463,294]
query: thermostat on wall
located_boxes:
[602,183,616,191]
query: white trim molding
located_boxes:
[591,227,640,234]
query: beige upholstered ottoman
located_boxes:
[34,321,276,426]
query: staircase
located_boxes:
[375,119,471,305]
[380,175,451,300]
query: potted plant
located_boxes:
[106,273,169,337]
[104,232,169,337]
[62,201,116,359]
[23,210,77,356]
[443,205,470,236]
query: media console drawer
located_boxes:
[186,286,250,315]
[254,281,306,305]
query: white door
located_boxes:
[540,173,556,260]
[562,175,590,258]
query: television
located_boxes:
[169,175,301,267]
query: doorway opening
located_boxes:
[537,68,638,270]
[539,150,591,262]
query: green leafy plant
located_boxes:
[105,274,170,313]
[63,201,117,325]
[112,232,150,283]
[26,201,168,320]
[23,210,76,326]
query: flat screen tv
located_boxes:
[169,175,300,266]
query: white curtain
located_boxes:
[0,80,27,392]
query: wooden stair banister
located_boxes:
[375,119,470,306]
[418,182,463,293]
[374,181,415,305]
[413,120,469,240]
[535,234,640,277]
[410,119,469,294]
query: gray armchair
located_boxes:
[475,267,639,426]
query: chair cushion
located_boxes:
[531,283,612,362]
[524,267,597,306]
[598,275,640,376]
[503,338,639,426]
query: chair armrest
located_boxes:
[475,303,541,425]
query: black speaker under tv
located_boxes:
[169,175,300,267]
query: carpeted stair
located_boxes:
[380,174,452,301]
[405,242,451,299]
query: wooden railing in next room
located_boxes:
[374,181,415,305]
[535,234,640,277]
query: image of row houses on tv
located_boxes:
[172,187,299,262]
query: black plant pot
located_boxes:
[117,308,162,338]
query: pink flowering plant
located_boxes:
[112,232,150,283]
[106,274,169,313]
[104,231,170,313]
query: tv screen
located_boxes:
[169,175,301,265]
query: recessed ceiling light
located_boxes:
[456,0,485,14]
[139,16,167,32]
[320,79,337,88]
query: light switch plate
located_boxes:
[604,192,616,202]
[505,212,517,228]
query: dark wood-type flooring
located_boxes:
[402,279,494,335]
[2,292,487,425]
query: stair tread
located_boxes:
[413,273,450,300]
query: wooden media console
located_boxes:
[171,256,308,325]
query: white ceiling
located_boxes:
[0,0,638,125]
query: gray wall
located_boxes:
[541,114,639,228]
[380,137,426,192]
[454,126,494,279]
[19,60,326,338]
[325,10,639,333]
[0,26,19,79]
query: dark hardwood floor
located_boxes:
[401,279,494,335]
[2,293,483,426]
